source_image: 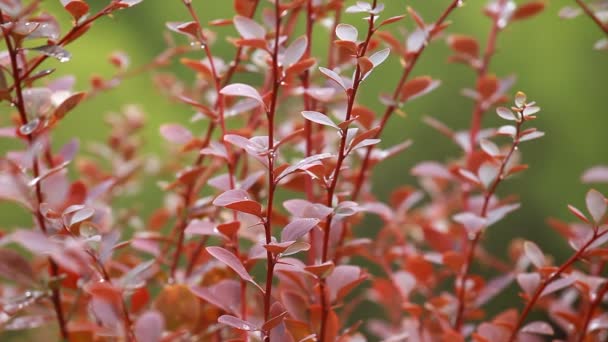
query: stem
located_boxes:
[319,3,378,340]
[263,2,283,339]
[576,0,608,35]
[454,119,523,330]
[303,0,316,264]
[577,280,608,342]
[468,0,506,157]
[0,14,68,340]
[507,229,608,342]
[8,5,113,91]
[351,0,461,201]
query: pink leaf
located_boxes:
[319,67,347,91]
[523,241,545,269]
[453,212,486,235]
[582,166,608,183]
[220,83,265,109]
[586,189,606,223]
[301,111,338,129]
[281,218,319,242]
[206,246,254,283]
[517,272,540,296]
[411,161,453,179]
[218,315,258,331]
[283,36,307,67]
[134,311,164,342]
[160,124,193,144]
[521,321,554,335]
[233,15,266,39]
[335,24,358,42]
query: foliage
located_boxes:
[0,0,607,341]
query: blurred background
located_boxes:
[1,0,607,339]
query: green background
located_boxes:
[1,0,607,339]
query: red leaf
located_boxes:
[61,0,89,20]
[401,76,440,101]
[448,34,479,58]
[512,2,546,20]
[213,189,262,217]
[54,92,86,120]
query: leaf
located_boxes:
[335,23,358,42]
[69,207,95,227]
[582,166,608,183]
[401,76,440,101]
[213,189,262,217]
[60,0,89,20]
[53,92,86,120]
[447,34,479,58]
[281,218,319,242]
[160,124,193,144]
[220,83,265,109]
[116,0,144,7]
[166,21,199,39]
[517,272,540,296]
[521,321,554,335]
[29,45,71,63]
[480,139,501,157]
[0,249,36,286]
[218,315,258,331]
[368,48,390,67]
[568,204,589,223]
[512,2,546,21]
[319,67,347,91]
[453,212,486,235]
[411,161,453,179]
[134,311,164,342]
[233,15,265,39]
[496,107,518,121]
[283,36,307,67]
[586,189,606,223]
[206,246,254,283]
[301,111,338,129]
[523,241,545,269]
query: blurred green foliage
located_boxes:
[1,0,607,338]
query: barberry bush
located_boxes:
[1,0,608,341]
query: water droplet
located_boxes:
[29,45,72,63]
[19,119,40,135]
[280,81,286,86]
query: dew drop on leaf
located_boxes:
[19,119,40,135]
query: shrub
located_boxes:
[0,0,607,341]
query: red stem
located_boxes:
[1,13,68,340]
[319,3,378,340]
[468,0,506,158]
[507,228,608,342]
[351,0,461,201]
[262,2,283,339]
[576,0,608,35]
[454,119,523,330]
[577,280,608,342]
